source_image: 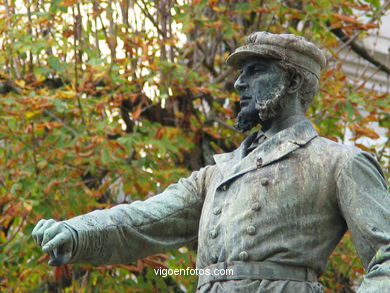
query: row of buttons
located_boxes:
[210,167,266,263]
[209,225,257,236]
[210,202,220,263]
[212,251,249,262]
[210,205,221,239]
[209,225,256,239]
[218,177,269,192]
[241,170,263,260]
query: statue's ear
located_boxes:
[286,72,303,94]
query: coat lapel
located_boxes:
[213,119,318,188]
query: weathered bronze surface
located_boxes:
[32,32,389,293]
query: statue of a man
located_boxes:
[32,32,390,293]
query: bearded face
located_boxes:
[234,57,288,132]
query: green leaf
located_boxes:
[48,56,66,72]
[51,98,68,112]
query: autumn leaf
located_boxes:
[59,0,77,7]
[343,3,371,11]
[192,0,201,6]
[351,125,380,139]
[333,13,360,25]
[255,7,270,13]
[77,150,95,157]
[355,143,371,152]
[62,29,73,38]
[53,266,63,281]
[142,257,168,269]
[37,254,50,264]
[132,105,142,120]
[203,126,221,139]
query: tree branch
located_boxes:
[136,0,165,37]
[335,0,390,54]
[212,117,241,133]
[31,123,39,176]
[331,28,390,76]
[331,0,390,76]
[212,67,234,84]
[43,109,79,137]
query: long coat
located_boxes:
[64,119,390,293]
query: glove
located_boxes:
[32,219,75,266]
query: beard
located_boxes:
[235,84,288,132]
[235,105,260,133]
[256,83,288,121]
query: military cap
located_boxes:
[226,31,326,79]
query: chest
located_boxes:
[198,151,338,244]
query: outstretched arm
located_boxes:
[336,151,390,293]
[32,165,215,266]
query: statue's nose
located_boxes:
[234,76,248,91]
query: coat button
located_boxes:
[210,255,218,263]
[239,251,249,261]
[213,207,222,215]
[256,158,263,168]
[246,225,256,235]
[260,178,269,186]
[251,202,261,211]
[209,229,218,239]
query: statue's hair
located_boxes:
[277,62,319,111]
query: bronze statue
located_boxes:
[32,32,390,293]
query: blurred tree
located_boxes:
[0,0,388,292]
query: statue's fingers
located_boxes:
[45,233,72,267]
[61,247,73,264]
[48,247,72,267]
[32,219,47,235]
[47,250,57,263]
[36,219,56,235]
[35,219,57,246]
[31,219,48,244]
[42,232,69,253]
[47,248,63,266]
[40,223,60,248]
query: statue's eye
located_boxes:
[252,66,264,74]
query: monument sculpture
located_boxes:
[32,32,390,293]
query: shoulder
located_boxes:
[308,135,368,161]
[305,136,384,177]
[310,136,386,184]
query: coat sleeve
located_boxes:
[336,151,390,293]
[63,165,215,265]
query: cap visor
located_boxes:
[226,48,283,68]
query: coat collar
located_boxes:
[213,119,318,184]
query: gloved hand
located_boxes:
[32,219,74,266]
